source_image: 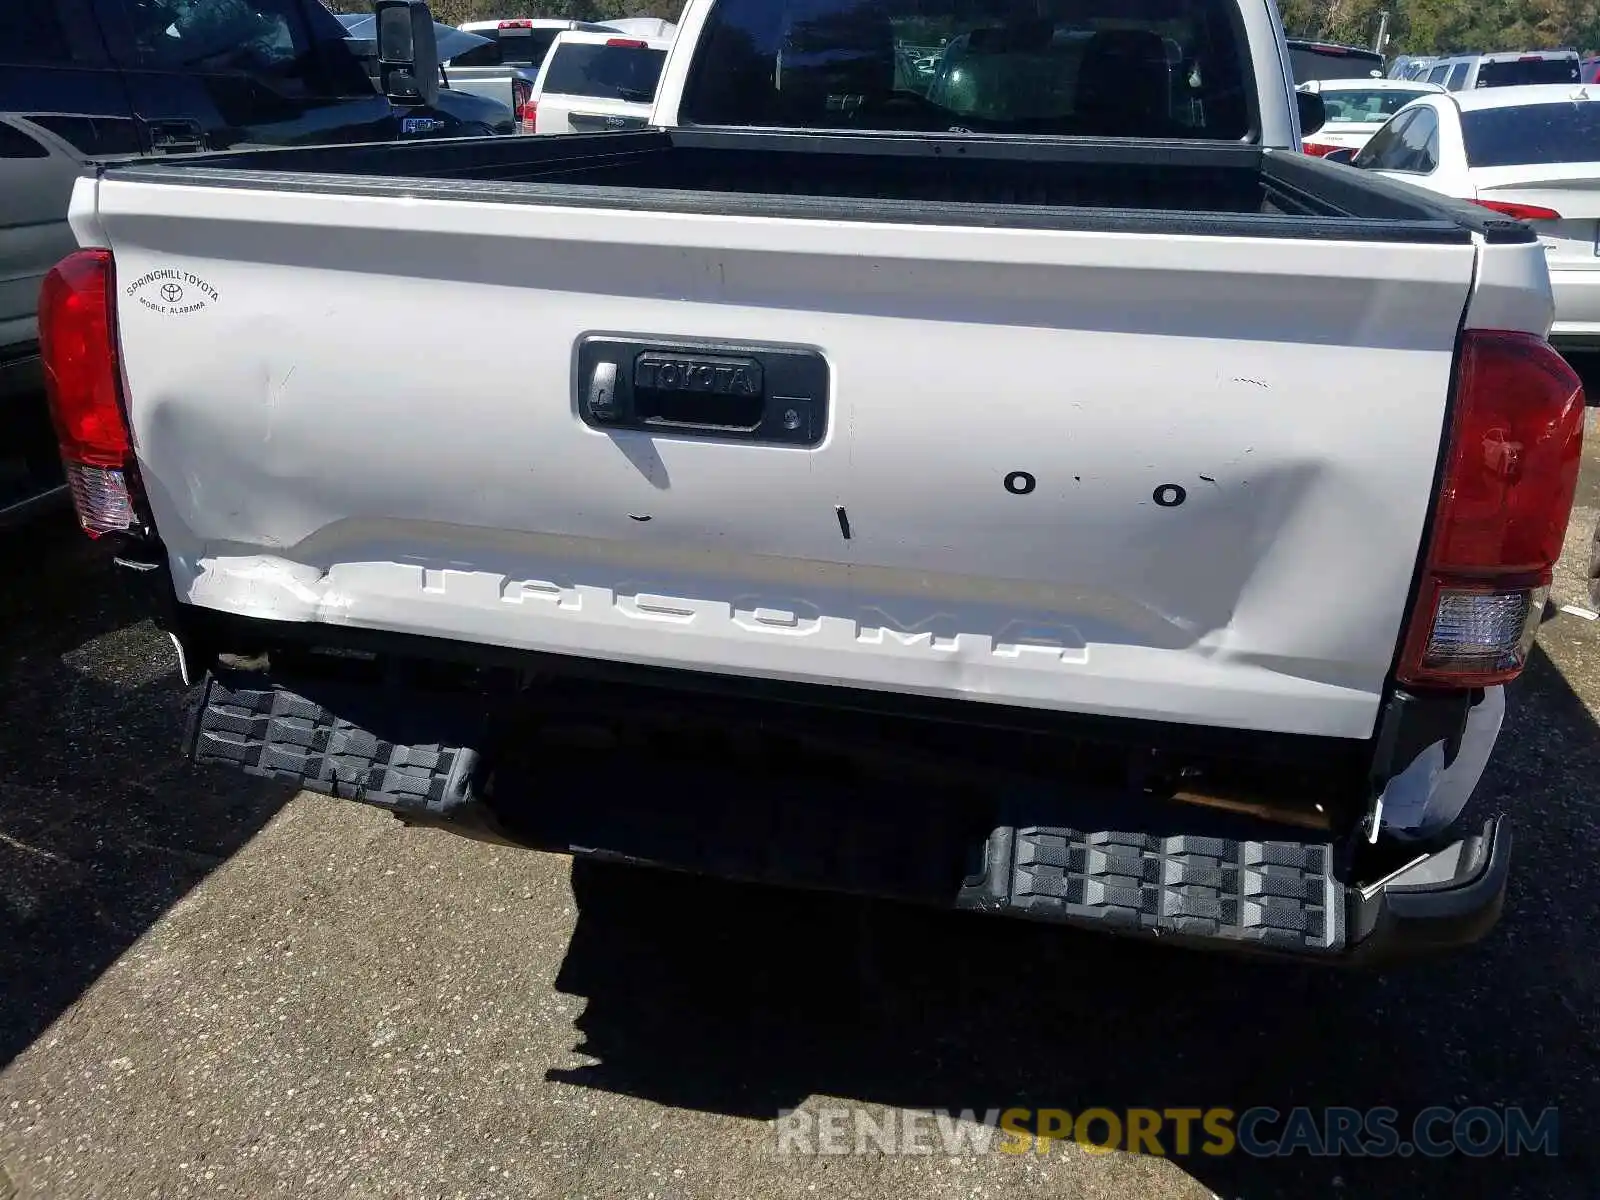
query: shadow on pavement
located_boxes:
[548,644,1598,1199]
[0,517,288,1067]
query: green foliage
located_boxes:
[1276,0,1599,56]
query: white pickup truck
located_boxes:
[42,0,1585,962]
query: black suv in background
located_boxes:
[1,0,508,515]
[1,0,512,160]
[1285,38,1384,84]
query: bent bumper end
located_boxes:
[1345,816,1510,964]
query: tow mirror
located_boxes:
[1296,90,1327,137]
[375,0,439,108]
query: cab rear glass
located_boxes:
[681,0,1255,138]
[448,28,560,68]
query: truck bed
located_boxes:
[104,127,1528,240]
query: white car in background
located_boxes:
[1297,78,1445,156]
[1342,83,1600,351]
[517,31,671,135]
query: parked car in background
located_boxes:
[1341,84,1600,352]
[0,115,83,514]
[0,117,80,411]
[0,0,510,158]
[446,18,613,110]
[1420,50,1582,92]
[1297,77,1444,156]
[0,0,513,508]
[1285,39,1384,84]
[516,31,671,134]
[1387,54,1437,80]
[337,13,516,137]
[598,17,678,39]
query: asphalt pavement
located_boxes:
[2,385,1599,1200]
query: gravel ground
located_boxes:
[2,401,1599,1200]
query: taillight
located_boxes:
[511,76,537,133]
[1301,141,1343,156]
[606,38,648,47]
[1469,198,1563,221]
[498,19,532,28]
[1398,331,1585,687]
[38,248,141,538]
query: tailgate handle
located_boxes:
[575,336,828,447]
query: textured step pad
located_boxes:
[191,670,486,817]
[190,671,1347,952]
[957,825,1344,953]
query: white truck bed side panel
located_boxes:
[1463,233,1557,337]
[97,180,1477,738]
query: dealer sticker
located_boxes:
[126,267,218,315]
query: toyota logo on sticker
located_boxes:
[160,283,184,304]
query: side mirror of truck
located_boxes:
[1322,147,1358,166]
[375,0,440,109]
[1296,90,1327,138]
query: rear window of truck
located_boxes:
[680,0,1253,139]
[543,42,668,100]
[1475,57,1581,87]
[448,28,560,68]
[1286,44,1384,84]
[1461,102,1600,166]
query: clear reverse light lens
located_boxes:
[66,463,137,538]
[1421,586,1544,674]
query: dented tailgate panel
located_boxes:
[90,179,1478,738]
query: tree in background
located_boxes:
[1278,0,1599,55]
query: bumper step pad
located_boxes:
[185,671,1512,959]
[956,826,1344,954]
[190,670,486,817]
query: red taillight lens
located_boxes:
[511,77,536,133]
[1469,198,1563,221]
[1301,141,1342,156]
[40,249,124,466]
[1398,330,1585,686]
[606,37,648,47]
[38,248,140,538]
[498,19,532,28]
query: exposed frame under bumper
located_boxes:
[184,658,1513,965]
